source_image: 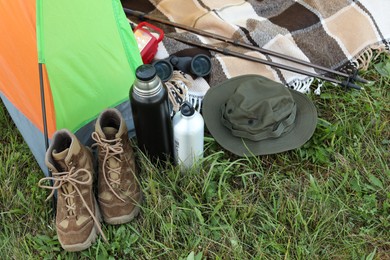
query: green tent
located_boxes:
[0,0,142,175]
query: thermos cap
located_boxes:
[136,64,157,82]
[134,64,162,96]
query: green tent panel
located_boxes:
[37,0,142,132]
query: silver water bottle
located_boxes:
[173,101,204,172]
[130,64,174,164]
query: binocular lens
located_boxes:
[152,60,173,82]
[153,54,212,81]
[191,54,212,77]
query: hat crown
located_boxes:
[202,75,317,156]
[221,82,296,141]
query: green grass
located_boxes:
[1,53,389,259]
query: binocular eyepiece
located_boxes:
[153,54,212,81]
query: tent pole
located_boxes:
[38,63,56,214]
[38,63,49,151]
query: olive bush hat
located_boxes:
[202,75,317,156]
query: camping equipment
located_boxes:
[153,54,212,81]
[0,0,142,177]
[186,76,211,112]
[153,59,174,82]
[164,71,190,114]
[130,64,175,164]
[133,21,164,64]
[166,35,363,90]
[173,101,204,172]
[91,108,142,225]
[202,75,317,156]
[168,54,212,78]
[38,128,108,251]
[124,8,367,86]
[161,70,210,113]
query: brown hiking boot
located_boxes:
[92,108,142,225]
[38,129,107,252]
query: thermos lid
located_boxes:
[181,101,195,117]
[134,64,162,96]
[136,64,157,81]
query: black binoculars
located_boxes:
[153,54,212,81]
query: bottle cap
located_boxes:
[136,64,156,81]
[181,101,195,117]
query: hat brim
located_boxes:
[202,75,317,156]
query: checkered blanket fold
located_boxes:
[123,0,390,93]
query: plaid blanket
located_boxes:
[123,0,390,93]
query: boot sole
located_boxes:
[60,197,102,252]
[103,191,143,225]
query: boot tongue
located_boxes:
[102,126,121,187]
[62,182,76,216]
[52,148,76,216]
[102,126,118,140]
[52,148,69,171]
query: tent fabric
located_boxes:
[36,0,142,133]
[0,1,54,135]
[0,0,142,176]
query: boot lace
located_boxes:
[91,132,126,202]
[38,167,108,243]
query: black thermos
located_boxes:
[130,64,174,164]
